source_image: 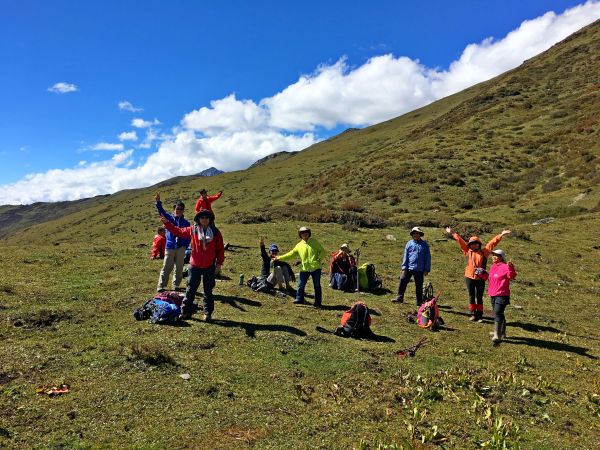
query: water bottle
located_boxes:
[239,274,244,285]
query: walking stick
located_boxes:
[354,241,367,292]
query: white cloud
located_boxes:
[183,94,268,135]
[47,82,78,94]
[131,118,161,128]
[3,1,600,205]
[118,100,143,112]
[118,131,138,142]
[92,142,124,151]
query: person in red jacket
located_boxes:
[150,226,166,259]
[480,249,517,343]
[194,189,223,214]
[160,209,225,321]
[446,227,511,322]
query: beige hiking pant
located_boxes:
[268,265,293,286]
[157,246,186,291]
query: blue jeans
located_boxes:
[297,269,322,305]
[182,266,215,315]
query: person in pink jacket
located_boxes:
[480,249,517,343]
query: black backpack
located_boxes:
[246,275,274,293]
[366,264,382,290]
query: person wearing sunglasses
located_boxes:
[154,192,191,292]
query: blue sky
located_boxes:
[1,0,599,204]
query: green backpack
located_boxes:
[357,263,382,290]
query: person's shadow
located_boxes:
[507,321,562,334]
[210,318,307,338]
[215,294,262,311]
[315,326,395,342]
[506,336,597,359]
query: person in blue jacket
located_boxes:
[154,192,191,292]
[392,226,431,305]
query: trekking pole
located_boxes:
[355,241,367,292]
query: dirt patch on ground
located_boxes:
[10,309,72,329]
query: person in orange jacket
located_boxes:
[445,226,511,322]
[151,226,166,259]
[194,189,223,214]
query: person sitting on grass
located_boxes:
[479,249,517,344]
[445,226,511,322]
[151,226,166,260]
[260,237,295,291]
[194,189,223,215]
[329,243,357,291]
[160,209,225,322]
[154,193,191,292]
[276,226,325,307]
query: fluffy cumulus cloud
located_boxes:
[131,118,161,128]
[47,82,78,94]
[3,1,600,205]
[118,131,138,142]
[118,100,143,112]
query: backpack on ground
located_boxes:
[154,291,184,307]
[133,299,181,324]
[246,275,274,293]
[417,293,441,331]
[336,302,373,338]
[357,263,382,291]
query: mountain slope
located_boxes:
[2,20,600,244]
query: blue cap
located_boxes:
[269,244,279,252]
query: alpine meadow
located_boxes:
[1,19,600,450]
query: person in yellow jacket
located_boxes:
[276,226,325,307]
[446,226,511,321]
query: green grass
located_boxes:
[1,19,600,449]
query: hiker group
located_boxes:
[146,188,517,344]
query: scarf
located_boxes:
[195,225,214,250]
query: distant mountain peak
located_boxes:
[195,167,224,177]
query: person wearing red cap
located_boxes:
[446,227,511,321]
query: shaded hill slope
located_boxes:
[2,20,600,244]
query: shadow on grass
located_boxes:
[210,319,307,338]
[506,336,597,359]
[206,294,262,312]
[362,287,394,297]
[508,321,562,334]
[315,326,395,342]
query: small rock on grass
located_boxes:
[180,373,191,381]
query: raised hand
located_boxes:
[155,192,160,202]
[260,236,265,246]
[508,258,514,267]
[501,229,511,236]
[445,226,452,234]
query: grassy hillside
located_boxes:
[1,21,600,449]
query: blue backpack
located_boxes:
[134,299,180,324]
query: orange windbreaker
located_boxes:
[194,192,222,214]
[452,233,503,279]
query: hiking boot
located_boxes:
[492,322,502,343]
[179,312,192,320]
[391,296,404,303]
[203,314,212,322]
[293,299,305,305]
[313,303,322,309]
[174,287,186,292]
[157,288,166,293]
[500,320,507,339]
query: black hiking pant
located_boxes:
[397,270,424,305]
[465,277,485,318]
